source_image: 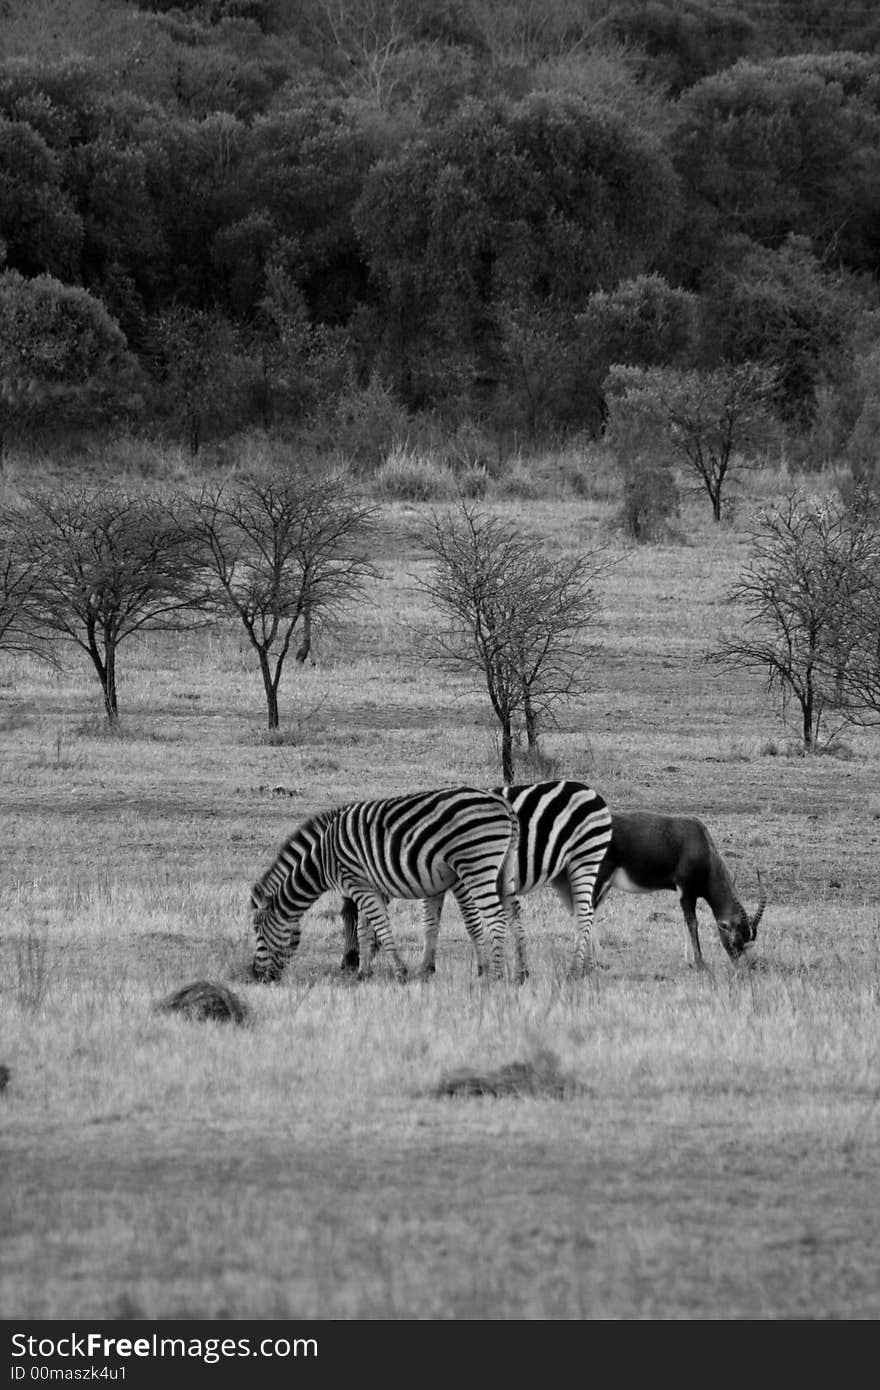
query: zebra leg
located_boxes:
[450,883,490,976]
[341,895,385,972]
[459,883,526,981]
[483,898,510,981]
[340,896,360,972]
[445,851,513,983]
[417,893,445,977]
[568,863,602,976]
[550,871,574,914]
[353,891,408,983]
[461,882,508,982]
[509,895,528,983]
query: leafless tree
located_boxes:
[605,362,776,521]
[189,472,377,730]
[470,0,604,63]
[14,488,207,724]
[707,491,880,749]
[815,487,880,725]
[306,0,414,108]
[417,502,608,780]
[0,518,54,662]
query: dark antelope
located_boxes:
[592,810,766,965]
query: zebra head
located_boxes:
[250,882,290,984]
[250,814,332,983]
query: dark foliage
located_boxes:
[0,7,878,448]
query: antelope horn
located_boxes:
[750,869,767,932]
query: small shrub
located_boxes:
[373,446,457,500]
[845,393,880,486]
[759,737,783,757]
[441,420,502,478]
[259,727,297,746]
[426,1048,576,1099]
[101,432,181,480]
[713,739,751,762]
[820,739,855,761]
[454,465,489,499]
[841,346,880,486]
[555,461,596,498]
[618,456,680,541]
[327,374,413,472]
[216,429,323,479]
[155,980,251,1025]
[556,441,620,502]
[11,926,52,1012]
[795,381,852,471]
[720,492,737,526]
[515,745,560,781]
[494,463,542,500]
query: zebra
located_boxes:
[250,785,520,984]
[340,779,613,981]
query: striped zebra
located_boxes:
[340,779,613,980]
[250,786,519,983]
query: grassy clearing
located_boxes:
[1,480,879,1320]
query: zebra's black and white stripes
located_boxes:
[250,786,519,983]
[341,779,613,979]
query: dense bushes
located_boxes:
[0,7,878,470]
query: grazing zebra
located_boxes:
[340,779,613,980]
[250,786,519,983]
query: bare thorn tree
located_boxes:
[815,487,880,725]
[605,362,776,522]
[707,491,880,749]
[417,502,608,780]
[0,518,55,663]
[190,473,377,730]
[14,488,208,724]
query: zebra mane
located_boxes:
[250,806,338,912]
[287,805,337,838]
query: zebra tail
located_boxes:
[497,803,520,899]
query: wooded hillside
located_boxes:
[1,1,878,471]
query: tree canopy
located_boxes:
[0,5,878,454]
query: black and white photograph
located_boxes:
[1,0,879,1342]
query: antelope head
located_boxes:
[717,869,766,961]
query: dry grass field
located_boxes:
[1,466,879,1320]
